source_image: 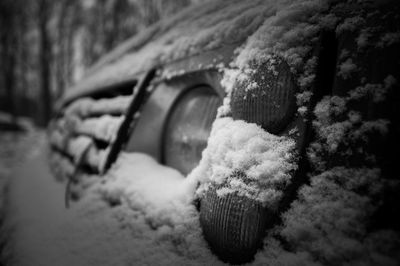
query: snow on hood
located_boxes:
[68,0,271,93]
[68,0,332,95]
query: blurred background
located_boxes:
[0,0,200,129]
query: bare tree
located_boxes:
[0,0,19,126]
[36,0,53,126]
[0,0,198,128]
[54,0,71,99]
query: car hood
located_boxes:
[63,0,322,104]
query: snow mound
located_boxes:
[95,153,198,227]
[190,117,297,208]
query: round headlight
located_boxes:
[200,186,269,264]
[163,86,221,175]
[199,59,298,263]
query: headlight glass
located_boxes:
[163,86,221,175]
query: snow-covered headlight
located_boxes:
[199,59,300,264]
[163,86,221,175]
[231,60,296,134]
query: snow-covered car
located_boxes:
[6,0,400,265]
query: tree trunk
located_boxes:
[0,1,18,126]
[37,0,52,127]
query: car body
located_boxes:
[33,0,400,264]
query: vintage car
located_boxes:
[10,0,400,265]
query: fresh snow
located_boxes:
[64,95,132,118]
[189,117,297,208]
[377,31,400,47]
[74,115,124,143]
[348,75,397,103]
[337,58,357,79]
[49,132,108,172]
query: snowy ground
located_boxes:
[0,124,224,265]
[1,115,399,266]
[0,116,44,264]
[0,117,297,266]
[0,115,43,212]
[3,150,217,265]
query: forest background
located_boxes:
[0,0,198,127]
